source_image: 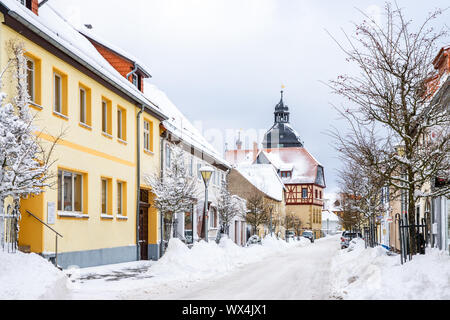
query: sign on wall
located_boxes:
[47,202,56,225]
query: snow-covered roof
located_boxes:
[0,1,166,119]
[322,209,340,222]
[259,148,323,185]
[236,164,285,201]
[144,81,230,168]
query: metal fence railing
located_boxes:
[396,212,429,265]
[0,204,20,253]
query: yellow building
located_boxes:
[0,0,167,268]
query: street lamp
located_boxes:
[200,166,214,243]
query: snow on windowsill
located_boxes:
[116,215,128,220]
[100,214,114,220]
[57,211,89,219]
[79,122,92,130]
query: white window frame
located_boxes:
[143,120,150,151]
[79,87,86,124]
[25,57,35,103]
[53,72,62,114]
[189,156,193,176]
[197,163,202,180]
[58,169,83,213]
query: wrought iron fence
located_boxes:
[396,212,429,265]
[0,204,20,253]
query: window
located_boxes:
[117,181,123,215]
[53,69,67,116]
[302,188,308,199]
[101,178,112,215]
[210,208,217,228]
[197,163,202,180]
[315,190,318,199]
[25,57,35,102]
[117,107,126,140]
[79,87,86,124]
[143,120,153,152]
[57,169,83,213]
[189,157,193,176]
[101,98,112,135]
[165,144,171,168]
[54,73,62,113]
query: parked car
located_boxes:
[340,231,363,249]
[302,230,315,243]
[285,230,295,240]
[246,235,261,246]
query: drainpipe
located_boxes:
[160,135,165,257]
[126,64,138,82]
[136,104,144,261]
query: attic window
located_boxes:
[280,171,291,178]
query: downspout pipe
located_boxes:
[136,104,144,261]
[126,64,138,82]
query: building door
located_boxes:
[139,204,149,260]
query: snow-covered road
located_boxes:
[72,235,340,300]
[155,235,340,300]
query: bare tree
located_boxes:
[217,180,245,235]
[242,192,269,236]
[326,3,449,254]
[145,145,198,241]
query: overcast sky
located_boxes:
[50,0,448,194]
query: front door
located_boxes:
[139,205,149,260]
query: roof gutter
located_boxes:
[6,9,167,121]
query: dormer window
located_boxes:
[132,74,138,87]
[280,171,291,178]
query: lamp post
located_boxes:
[200,166,214,243]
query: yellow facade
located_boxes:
[0,14,162,267]
[286,204,323,239]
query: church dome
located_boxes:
[262,91,303,149]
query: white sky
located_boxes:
[49,0,449,193]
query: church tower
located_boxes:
[262,91,303,149]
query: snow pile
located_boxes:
[148,235,308,282]
[331,239,450,300]
[0,250,70,299]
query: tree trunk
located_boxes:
[408,175,417,256]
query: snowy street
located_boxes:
[2,234,449,300]
[65,236,340,300]
[155,236,339,300]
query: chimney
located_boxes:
[30,0,39,15]
[253,141,259,162]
